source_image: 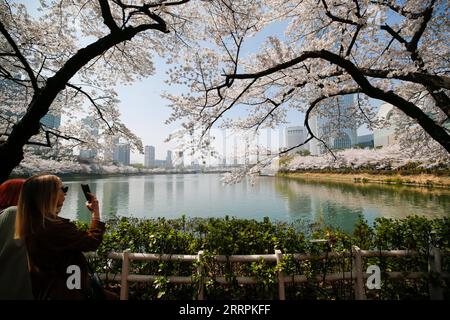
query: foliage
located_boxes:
[84,215,450,300]
[164,0,450,182]
[0,0,214,181]
[278,145,450,175]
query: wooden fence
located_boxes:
[87,246,449,300]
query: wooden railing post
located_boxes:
[352,246,365,300]
[197,250,204,300]
[429,247,444,300]
[275,250,286,300]
[120,249,131,300]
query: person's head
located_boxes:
[15,174,68,240]
[0,178,26,210]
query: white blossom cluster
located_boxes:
[280,145,450,172]
[10,154,143,176]
[164,0,449,169]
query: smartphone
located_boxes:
[81,184,92,201]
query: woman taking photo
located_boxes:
[15,174,106,300]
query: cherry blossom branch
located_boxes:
[372,0,423,19]
[0,128,85,147]
[0,20,39,92]
[225,49,450,152]
[98,0,120,32]
[360,69,450,89]
[202,78,257,138]
[378,0,449,115]
[321,0,358,26]
[66,83,113,131]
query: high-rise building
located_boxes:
[166,150,173,168]
[222,129,227,166]
[113,143,130,165]
[308,94,358,155]
[233,137,238,165]
[40,113,61,129]
[244,137,249,166]
[374,103,398,148]
[174,150,184,169]
[284,126,309,154]
[144,145,155,168]
[79,117,99,160]
[357,134,374,148]
[266,127,272,156]
[79,148,97,160]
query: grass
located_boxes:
[277,172,450,188]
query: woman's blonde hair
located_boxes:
[15,174,61,240]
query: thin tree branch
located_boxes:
[66,83,113,130]
[0,20,39,91]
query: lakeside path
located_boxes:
[278,172,450,189]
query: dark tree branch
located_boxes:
[0,3,180,182]
[66,83,113,130]
[202,78,257,138]
[225,49,450,152]
[345,24,362,57]
[279,136,314,156]
[380,24,408,46]
[0,20,39,91]
[98,0,120,32]
[360,69,450,90]
[372,0,423,19]
[113,0,190,10]
[377,1,449,115]
[0,128,85,147]
[303,96,336,160]
[407,0,435,64]
[356,93,374,127]
[321,0,358,25]
[352,0,361,18]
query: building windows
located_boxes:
[333,133,351,149]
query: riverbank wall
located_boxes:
[277,171,450,188]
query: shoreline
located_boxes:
[10,169,450,188]
[10,170,232,179]
[277,171,450,188]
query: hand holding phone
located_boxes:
[81,184,100,219]
[81,184,92,201]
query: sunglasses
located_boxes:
[61,186,69,194]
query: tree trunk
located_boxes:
[0,89,58,183]
[0,26,153,184]
[0,143,25,183]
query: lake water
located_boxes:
[59,174,450,232]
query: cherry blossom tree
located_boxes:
[0,0,208,183]
[2,1,449,184]
[165,0,450,180]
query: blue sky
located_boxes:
[117,20,308,163]
[116,19,372,164]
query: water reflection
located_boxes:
[58,174,450,232]
[166,174,173,206]
[143,177,155,215]
[274,177,450,231]
[175,174,185,207]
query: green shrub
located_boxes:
[85,215,450,300]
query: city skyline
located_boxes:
[22,1,376,166]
